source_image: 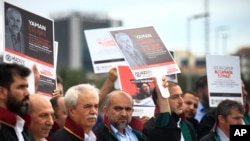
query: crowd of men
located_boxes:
[0,63,249,141]
[2,5,249,141]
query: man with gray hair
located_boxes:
[5,7,25,53]
[114,32,147,68]
[50,84,99,141]
[200,99,244,141]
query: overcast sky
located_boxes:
[1,0,250,56]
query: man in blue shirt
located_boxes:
[94,90,148,141]
[194,75,210,122]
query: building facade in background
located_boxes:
[234,47,250,81]
[51,12,122,71]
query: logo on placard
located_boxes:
[5,54,25,65]
[135,70,152,78]
[5,54,11,62]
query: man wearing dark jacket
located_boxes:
[144,81,197,141]
[198,80,250,140]
[94,76,179,141]
[94,90,149,141]
[50,84,100,141]
[200,99,244,141]
[0,63,36,141]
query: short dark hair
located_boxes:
[57,75,63,84]
[183,90,198,98]
[217,99,244,119]
[152,81,179,106]
[0,63,31,89]
[194,75,207,92]
[50,96,63,118]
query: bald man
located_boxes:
[28,94,54,141]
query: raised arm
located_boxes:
[33,64,40,93]
[154,76,171,113]
[99,67,118,106]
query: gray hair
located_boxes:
[64,84,99,115]
[217,99,244,119]
[6,7,22,21]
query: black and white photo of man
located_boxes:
[5,7,25,53]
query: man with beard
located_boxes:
[94,76,171,141]
[94,90,149,141]
[114,32,147,68]
[194,75,210,122]
[144,81,197,141]
[0,63,38,141]
[5,7,25,53]
[50,84,99,141]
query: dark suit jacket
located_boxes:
[51,117,92,141]
[143,113,182,141]
[0,108,34,141]
[94,115,148,141]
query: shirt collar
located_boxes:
[197,102,205,112]
[216,127,229,141]
[111,124,133,135]
[85,130,96,141]
[14,115,25,141]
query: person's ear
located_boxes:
[218,115,226,124]
[0,86,7,101]
[67,106,75,118]
[103,106,108,115]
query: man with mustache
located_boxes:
[94,76,171,141]
[0,63,37,141]
[94,90,149,141]
[28,94,54,141]
[50,84,99,141]
[5,7,25,53]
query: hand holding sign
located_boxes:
[155,75,170,98]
